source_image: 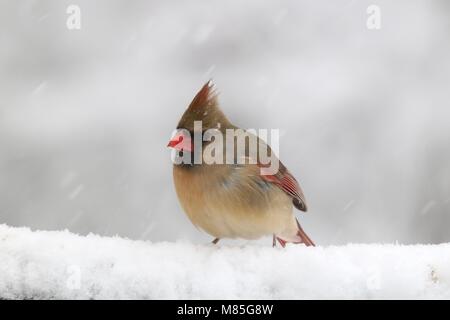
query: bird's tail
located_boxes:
[276,219,315,247]
[295,219,315,246]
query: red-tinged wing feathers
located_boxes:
[260,164,308,212]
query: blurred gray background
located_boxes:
[1,0,449,245]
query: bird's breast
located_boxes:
[172,164,297,240]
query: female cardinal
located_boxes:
[167,81,315,247]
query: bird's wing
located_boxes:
[259,162,308,212]
[234,130,308,212]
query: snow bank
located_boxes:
[1,224,449,299]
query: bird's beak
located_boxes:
[167,131,192,152]
[167,137,181,148]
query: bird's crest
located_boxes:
[177,80,230,131]
[188,80,218,110]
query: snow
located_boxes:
[1,224,449,299]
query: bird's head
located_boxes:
[167,80,231,153]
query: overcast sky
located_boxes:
[1,0,449,245]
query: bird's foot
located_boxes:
[211,238,220,245]
[276,237,287,248]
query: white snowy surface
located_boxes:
[1,224,449,300]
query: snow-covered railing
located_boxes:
[0,224,449,299]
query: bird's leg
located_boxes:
[272,234,277,247]
[211,238,220,245]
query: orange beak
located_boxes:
[167,131,193,152]
[167,136,182,148]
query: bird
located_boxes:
[167,81,315,247]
